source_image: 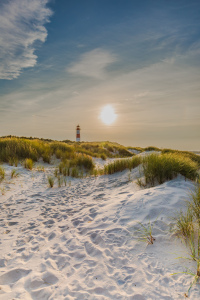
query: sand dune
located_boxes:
[0,160,199,299]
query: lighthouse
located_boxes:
[76,125,80,142]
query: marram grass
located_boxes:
[48,176,54,188]
[24,158,34,170]
[172,181,200,297]
[142,153,199,186]
[103,156,142,175]
[0,166,5,181]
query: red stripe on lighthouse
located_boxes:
[76,125,81,142]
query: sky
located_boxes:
[0,0,200,150]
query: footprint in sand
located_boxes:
[131,294,146,300]
[84,241,102,257]
[7,221,18,226]
[90,232,105,248]
[0,268,31,284]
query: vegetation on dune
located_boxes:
[0,166,5,181]
[142,153,199,186]
[0,136,133,163]
[0,137,199,184]
[127,146,144,153]
[11,169,20,178]
[161,148,200,166]
[24,158,34,170]
[136,221,156,245]
[172,181,200,297]
[103,152,199,184]
[48,176,54,188]
[0,136,134,175]
[104,156,142,175]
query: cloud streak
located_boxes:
[0,0,52,80]
[67,48,117,79]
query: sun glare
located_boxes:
[100,105,117,125]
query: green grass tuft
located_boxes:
[48,176,54,188]
[11,169,20,178]
[0,166,5,181]
[24,158,34,170]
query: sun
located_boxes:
[100,105,117,125]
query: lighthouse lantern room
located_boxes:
[76,125,81,142]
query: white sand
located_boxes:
[0,159,200,299]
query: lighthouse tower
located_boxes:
[76,125,80,142]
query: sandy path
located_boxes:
[0,165,199,299]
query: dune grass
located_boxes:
[24,158,34,170]
[36,165,45,172]
[173,181,200,247]
[0,166,5,181]
[136,221,156,245]
[57,175,63,187]
[11,169,20,178]
[1,137,199,185]
[189,182,200,223]
[104,156,142,175]
[0,137,134,172]
[173,208,194,241]
[71,167,79,178]
[102,152,199,184]
[172,181,200,296]
[142,153,199,186]
[69,154,95,170]
[48,176,54,188]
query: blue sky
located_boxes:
[0,0,200,150]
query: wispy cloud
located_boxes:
[0,0,52,80]
[67,48,117,79]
